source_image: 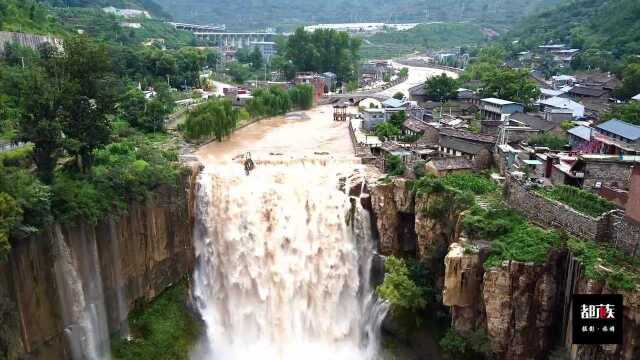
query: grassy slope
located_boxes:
[361,22,489,59]
[153,0,562,31]
[111,281,202,360]
[506,0,640,58]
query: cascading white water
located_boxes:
[52,225,111,360]
[192,157,388,360]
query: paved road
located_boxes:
[376,61,459,99]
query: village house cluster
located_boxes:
[339,53,640,229]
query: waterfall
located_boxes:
[191,157,388,360]
[52,225,111,360]
[108,217,130,339]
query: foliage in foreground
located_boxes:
[528,133,567,150]
[377,256,432,333]
[568,237,640,291]
[440,328,493,360]
[181,98,239,141]
[111,281,202,360]
[536,185,616,217]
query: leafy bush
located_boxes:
[462,207,524,240]
[0,192,21,261]
[568,237,639,291]
[484,223,563,268]
[288,84,314,110]
[245,86,292,117]
[440,328,493,360]
[441,172,497,195]
[377,256,429,312]
[386,155,405,176]
[111,281,201,360]
[182,98,239,141]
[440,329,467,357]
[528,133,567,150]
[51,137,183,226]
[0,165,52,233]
[536,185,616,217]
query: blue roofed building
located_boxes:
[591,119,640,155]
[567,125,592,148]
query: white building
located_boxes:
[103,7,151,19]
[538,96,585,119]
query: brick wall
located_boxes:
[505,175,610,241]
[583,160,632,190]
[505,175,639,256]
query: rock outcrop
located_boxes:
[570,279,640,360]
[482,252,565,360]
[370,178,417,256]
[443,241,489,334]
[0,165,201,359]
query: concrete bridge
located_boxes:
[170,22,226,32]
[319,93,387,105]
[193,32,276,49]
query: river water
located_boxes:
[191,106,388,359]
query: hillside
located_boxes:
[41,0,170,18]
[506,0,640,60]
[0,0,65,34]
[153,0,562,31]
[360,22,490,59]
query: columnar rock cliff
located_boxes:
[370,178,640,360]
[0,164,200,359]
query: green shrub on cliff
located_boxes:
[536,185,616,217]
[112,281,201,360]
[441,172,497,195]
[568,237,640,291]
[440,328,493,360]
[484,223,563,269]
[0,192,21,261]
[377,256,429,312]
[463,207,524,240]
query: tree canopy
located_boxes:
[283,28,361,82]
[425,74,459,102]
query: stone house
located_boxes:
[571,154,636,190]
[402,118,430,137]
[294,72,326,100]
[361,107,386,131]
[425,156,473,177]
[590,119,640,155]
[437,128,496,169]
[567,125,592,149]
[480,98,524,121]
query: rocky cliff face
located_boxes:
[0,164,201,359]
[569,278,640,360]
[481,251,566,360]
[373,178,640,360]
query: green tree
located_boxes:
[604,102,640,125]
[54,36,116,172]
[616,63,640,100]
[393,91,405,100]
[388,111,406,128]
[399,67,409,78]
[0,192,22,262]
[182,99,238,141]
[374,122,400,141]
[227,62,252,84]
[176,47,206,87]
[288,84,314,110]
[377,256,428,311]
[425,73,459,102]
[284,28,361,82]
[249,47,263,71]
[481,68,540,109]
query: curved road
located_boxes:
[376,61,459,99]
